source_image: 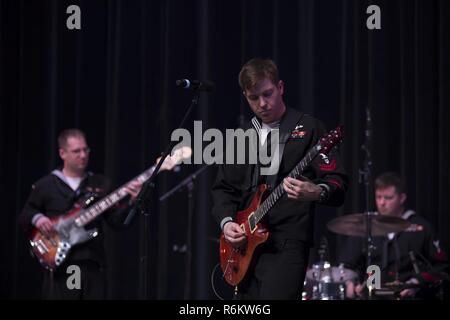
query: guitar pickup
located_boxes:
[247,213,257,233]
[30,240,47,255]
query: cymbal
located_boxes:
[327,213,411,237]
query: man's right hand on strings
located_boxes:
[223,222,247,248]
[35,216,55,237]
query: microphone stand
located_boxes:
[159,164,210,299]
[125,91,201,300]
[359,106,374,299]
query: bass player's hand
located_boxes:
[35,216,55,238]
[125,179,143,201]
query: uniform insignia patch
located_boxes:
[291,130,307,139]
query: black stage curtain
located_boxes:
[1,0,449,299]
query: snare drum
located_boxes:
[302,261,358,300]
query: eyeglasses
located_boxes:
[67,147,91,155]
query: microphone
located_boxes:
[176,79,214,92]
[409,251,421,275]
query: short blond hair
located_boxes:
[238,58,279,91]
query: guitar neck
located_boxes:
[74,165,156,227]
[253,144,321,224]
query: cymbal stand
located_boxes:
[359,107,375,298]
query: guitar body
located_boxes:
[219,184,270,286]
[29,207,98,270]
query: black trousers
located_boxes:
[235,239,310,300]
[42,260,106,300]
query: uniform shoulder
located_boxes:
[408,213,434,230]
[297,113,324,127]
[31,173,57,189]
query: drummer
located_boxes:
[337,172,448,299]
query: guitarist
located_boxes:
[18,128,142,299]
[211,58,348,299]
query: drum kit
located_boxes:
[302,108,448,300]
[302,261,358,300]
[302,212,415,300]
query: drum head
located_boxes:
[306,261,358,283]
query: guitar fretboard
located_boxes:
[74,166,156,227]
[253,145,321,224]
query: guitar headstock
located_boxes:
[158,146,193,171]
[318,125,344,154]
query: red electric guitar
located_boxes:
[219,126,343,286]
